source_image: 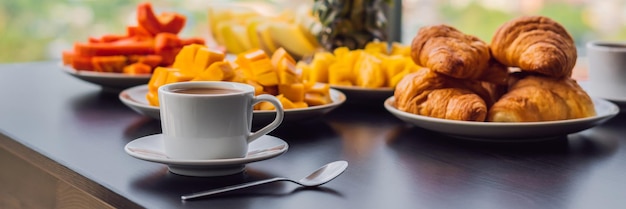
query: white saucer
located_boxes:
[124,134,288,177]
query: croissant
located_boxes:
[487,75,595,122]
[490,16,577,78]
[394,69,493,121]
[411,24,509,85]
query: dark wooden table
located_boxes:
[1,61,625,209]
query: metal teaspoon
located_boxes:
[181,160,349,200]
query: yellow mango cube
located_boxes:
[148,67,172,92]
[192,61,231,81]
[276,94,296,109]
[278,83,305,102]
[277,58,298,85]
[271,47,296,68]
[296,62,312,82]
[235,48,268,73]
[146,91,159,106]
[230,67,247,83]
[250,59,279,86]
[165,71,195,84]
[261,85,278,95]
[173,44,203,75]
[293,101,309,109]
[221,61,236,81]
[304,92,331,106]
[246,80,265,95]
[192,47,225,75]
[305,82,330,95]
[243,48,268,61]
[236,48,268,67]
[257,101,276,110]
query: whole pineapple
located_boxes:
[312,0,389,51]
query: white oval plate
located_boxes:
[125,134,288,176]
[330,85,394,104]
[119,84,346,123]
[384,96,619,142]
[62,64,151,91]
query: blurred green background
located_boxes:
[1,0,625,63]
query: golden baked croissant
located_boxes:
[411,24,508,85]
[490,16,577,78]
[394,69,494,121]
[487,75,595,122]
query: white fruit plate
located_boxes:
[119,84,346,124]
[61,64,151,92]
[329,85,394,105]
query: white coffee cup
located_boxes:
[158,81,284,160]
[586,41,626,100]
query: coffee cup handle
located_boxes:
[248,94,284,143]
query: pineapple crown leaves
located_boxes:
[312,0,391,51]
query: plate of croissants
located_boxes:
[385,16,620,142]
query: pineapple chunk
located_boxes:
[390,42,411,57]
[382,55,409,85]
[333,47,350,59]
[355,53,385,88]
[328,62,354,86]
[390,63,423,88]
[364,41,389,55]
[308,52,335,83]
